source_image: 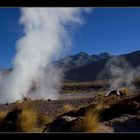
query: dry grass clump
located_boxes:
[92,101,110,115]
[0,111,7,124]
[16,108,38,132]
[63,104,75,111]
[37,113,54,128]
[4,104,53,132]
[0,100,55,132]
[16,105,53,132]
[119,87,132,96]
[61,104,75,114]
[71,111,102,132]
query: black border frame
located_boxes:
[0,133,140,140]
[0,0,140,7]
[0,0,140,140]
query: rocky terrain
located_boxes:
[0,81,139,132]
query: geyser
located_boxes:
[0,8,91,104]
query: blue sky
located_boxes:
[1,8,140,68]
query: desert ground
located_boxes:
[0,79,140,132]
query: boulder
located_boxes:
[105,90,120,97]
[43,116,77,132]
[0,108,22,132]
[4,108,22,123]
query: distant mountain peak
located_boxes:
[78,52,89,56]
[98,52,112,57]
[54,51,113,70]
[74,52,89,59]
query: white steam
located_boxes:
[0,8,90,103]
[99,56,140,91]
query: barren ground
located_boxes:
[0,80,140,132]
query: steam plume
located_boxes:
[99,56,140,91]
[0,8,90,103]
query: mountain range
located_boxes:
[58,50,140,82]
[1,50,140,82]
[55,52,112,70]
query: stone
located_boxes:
[43,116,77,132]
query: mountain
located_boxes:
[55,52,112,70]
[63,50,140,82]
[122,50,140,67]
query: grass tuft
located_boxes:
[37,113,54,128]
[0,111,7,124]
[72,111,101,132]
[16,108,38,132]
[62,104,75,113]
[119,87,132,96]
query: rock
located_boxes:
[97,123,114,133]
[4,108,22,123]
[0,108,22,132]
[113,117,140,132]
[105,90,120,97]
[55,117,85,132]
[43,116,77,132]
[104,114,140,132]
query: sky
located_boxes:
[0,8,140,68]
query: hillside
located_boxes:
[64,50,140,82]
